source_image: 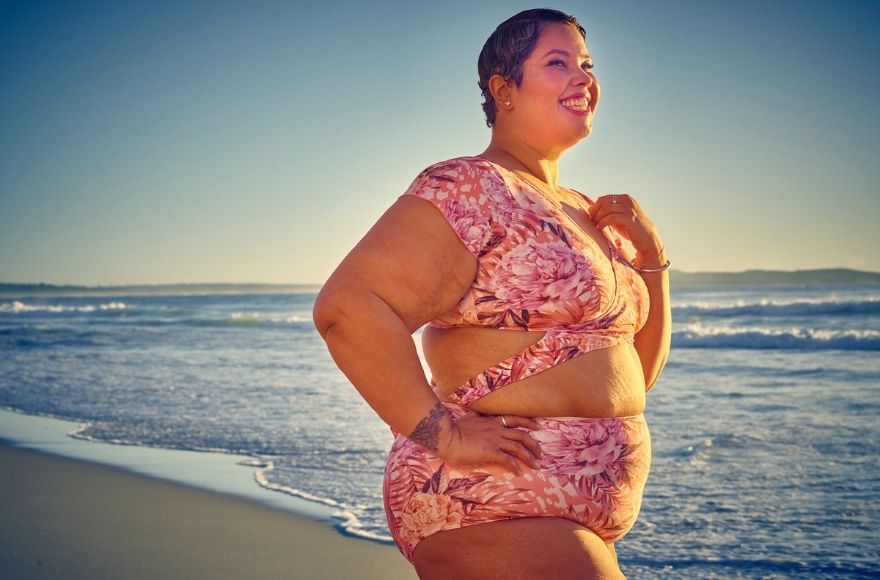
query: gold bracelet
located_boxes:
[633,259,671,273]
[630,246,669,273]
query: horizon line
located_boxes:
[2,266,880,289]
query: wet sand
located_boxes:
[0,440,417,579]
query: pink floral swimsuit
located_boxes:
[383,157,652,562]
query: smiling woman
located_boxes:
[313,8,671,579]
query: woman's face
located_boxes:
[510,22,600,149]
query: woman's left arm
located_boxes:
[588,194,672,391]
[631,247,671,391]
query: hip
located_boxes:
[383,405,651,561]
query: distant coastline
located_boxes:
[0,282,322,296]
[667,268,880,288]
[1,268,879,295]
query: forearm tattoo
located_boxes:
[408,402,447,452]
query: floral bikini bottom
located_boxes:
[383,402,651,563]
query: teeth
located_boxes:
[560,98,590,110]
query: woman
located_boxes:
[313,8,671,579]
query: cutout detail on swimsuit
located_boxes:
[401,156,650,407]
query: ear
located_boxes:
[487,74,513,107]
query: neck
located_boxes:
[480,129,564,191]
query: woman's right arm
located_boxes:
[312,194,542,473]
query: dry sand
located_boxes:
[0,440,417,579]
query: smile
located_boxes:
[560,97,591,115]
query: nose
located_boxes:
[576,68,595,88]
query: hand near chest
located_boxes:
[586,194,663,256]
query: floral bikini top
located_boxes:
[401,156,650,407]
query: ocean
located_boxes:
[0,276,877,578]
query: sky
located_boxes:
[1,0,878,285]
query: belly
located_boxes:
[421,326,647,418]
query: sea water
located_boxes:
[0,281,877,578]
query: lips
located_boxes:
[559,94,591,113]
[560,97,590,111]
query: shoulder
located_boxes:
[403,156,511,207]
[399,157,509,258]
[411,156,505,187]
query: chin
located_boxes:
[565,124,592,146]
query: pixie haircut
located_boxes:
[478,8,586,127]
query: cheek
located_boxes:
[590,77,601,101]
[522,86,560,113]
[524,70,568,97]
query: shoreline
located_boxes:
[0,407,338,521]
[0,408,416,579]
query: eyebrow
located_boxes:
[542,49,592,60]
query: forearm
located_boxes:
[632,248,672,391]
[315,291,452,446]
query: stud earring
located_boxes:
[504,100,511,107]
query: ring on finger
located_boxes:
[500,414,509,428]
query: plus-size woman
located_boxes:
[313,8,671,579]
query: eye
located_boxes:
[548,59,567,67]
[581,61,594,71]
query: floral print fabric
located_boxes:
[401,156,651,406]
[449,321,634,407]
[400,156,649,334]
[384,403,651,563]
[384,157,654,561]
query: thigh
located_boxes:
[412,517,625,580]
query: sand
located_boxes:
[0,440,417,579]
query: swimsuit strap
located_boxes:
[447,313,632,408]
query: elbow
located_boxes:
[312,285,346,340]
[312,282,378,340]
[313,281,413,341]
[643,365,656,393]
[643,368,659,393]
[643,351,670,393]
[644,372,659,393]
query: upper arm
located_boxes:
[315,160,497,332]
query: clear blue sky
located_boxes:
[1,0,877,284]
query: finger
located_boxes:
[590,203,625,226]
[586,200,606,221]
[499,440,541,469]
[595,211,638,232]
[498,438,531,463]
[595,193,629,209]
[606,193,632,205]
[493,449,522,475]
[500,414,541,430]
[589,207,608,227]
[498,437,534,462]
[502,429,544,460]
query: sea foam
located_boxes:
[674,323,879,350]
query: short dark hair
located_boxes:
[477,9,586,127]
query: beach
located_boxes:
[0,439,417,580]
[1,283,877,578]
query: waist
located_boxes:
[422,329,645,417]
[429,316,633,335]
[452,360,646,418]
[440,399,647,424]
